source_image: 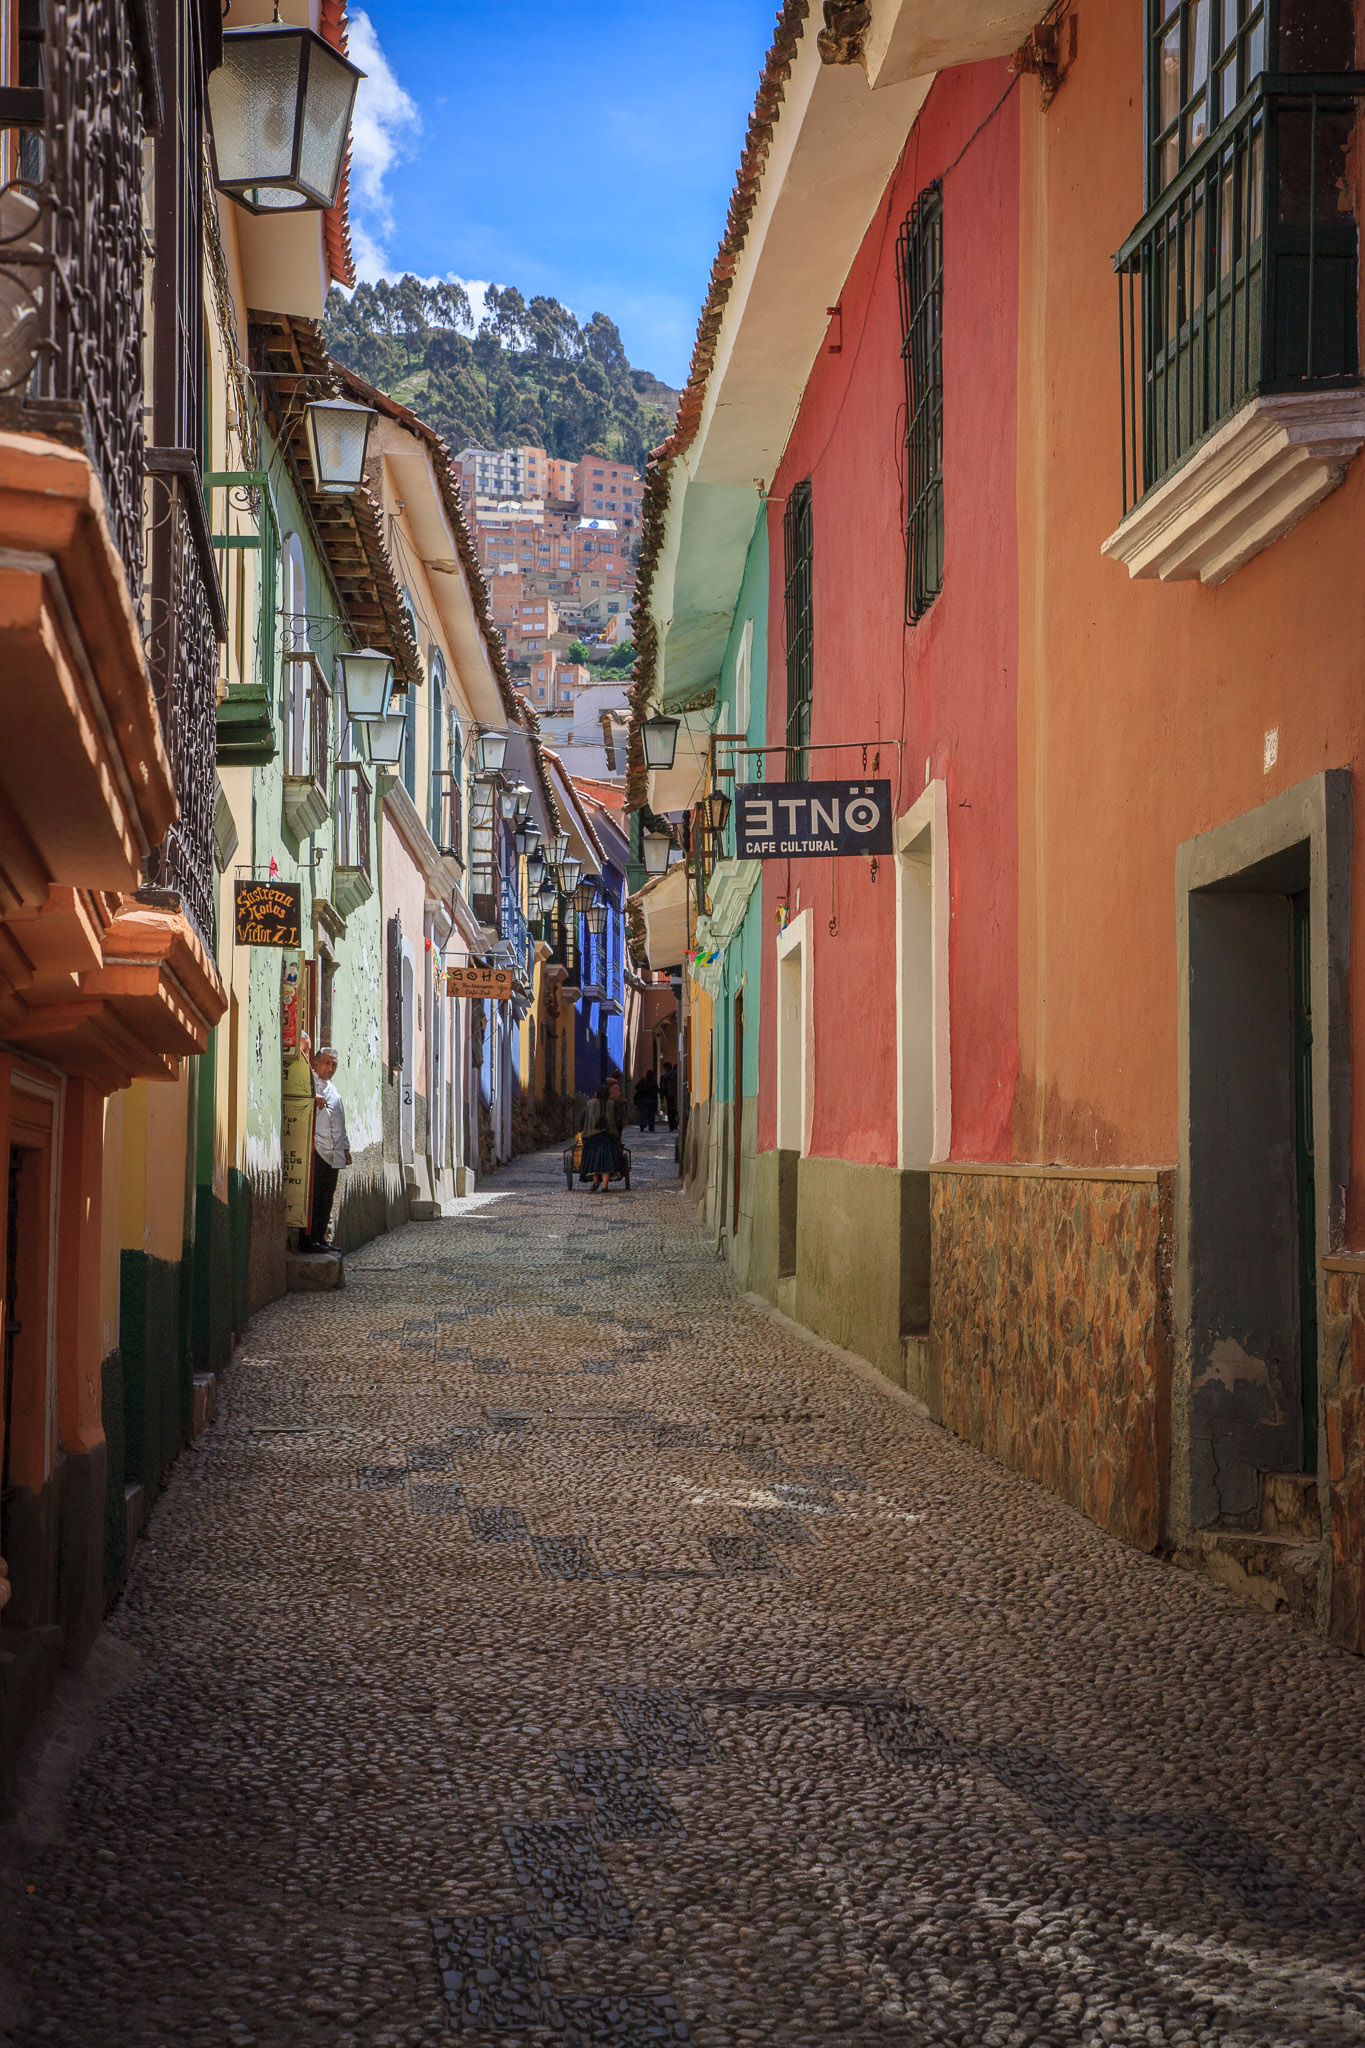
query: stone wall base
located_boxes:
[930,1167,1174,1552]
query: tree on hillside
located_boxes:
[322,276,678,465]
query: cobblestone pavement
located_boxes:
[4,1132,1365,2048]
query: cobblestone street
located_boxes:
[3,1133,1365,2048]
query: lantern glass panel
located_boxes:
[574,878,598,914]
[547,831,570,866]
[513,786,532,825]
[365,709,407,768]
[705,790,732,835]
[338,647,394,723]
[558,857,582,895]
[297,37,359,203]
[642,831,672,878]
[307,399,375,494]
[641,714,680,770]
[526,852,546,887]
[209,31,303,189]
[586,902,608,937]
[477,729,508,774]
[538,882,557,915]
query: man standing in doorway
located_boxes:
[299,1033,351,1254]
[659,1060,679,1133]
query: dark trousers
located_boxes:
[638,1104,657,1131]
[310,1155,339,1245]
[662,1098,677,1131]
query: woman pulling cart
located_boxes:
[577,1078,628,1192]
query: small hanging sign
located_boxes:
[734,781,894,859]
[446,964,515,999]
[235,879,302,948]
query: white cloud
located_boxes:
[347,10,420,278]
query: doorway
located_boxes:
[401,945,416,1166]
[2,1082,57,1626]
[1177,774,1349,1536]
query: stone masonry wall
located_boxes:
[930,1168,1174,1551]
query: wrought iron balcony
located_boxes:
[1116,74,1365,513]
[142,459,225,950]
[0,0,149,593]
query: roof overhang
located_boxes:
[861,0,1042,85]
[645,23,932,713]
[376,418,509,729]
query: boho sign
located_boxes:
[734,781,894,858]
[235,879,302,948]
[446,964,515,999]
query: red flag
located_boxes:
[269,856,279,879]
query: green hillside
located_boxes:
[322,278,679,470]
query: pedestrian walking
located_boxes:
[635,1067,659,1132]
[299,1034,351,1252]
[578,1079,627,1192]
[659,1060,679,1132]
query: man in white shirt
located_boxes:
[299,1035,351,1254]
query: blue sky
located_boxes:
[348,3,778,389]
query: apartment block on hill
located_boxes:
[573,457,643,534]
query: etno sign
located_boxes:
[734,781,893,859]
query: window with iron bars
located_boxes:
[896,184,944,624]
[782,478,813,779]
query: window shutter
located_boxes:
[387,913,404,1071]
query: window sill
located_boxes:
[1101,387,1365,586]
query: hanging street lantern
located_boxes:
[574,877,599,915]
[499,784,521,821]
[306,397,377,495]
[337,646,394,724]
[207,25,363,216]
[702,789,732,836]
[513,784,533,826]
[585,898,609,938]
[546,829,570,866]
[525,850,547,889]
[642,830,672,878]
[476,727,508,775]
[537,880,558,916]
[558,856,582,896]
[641,712,681,770]
[365,709,407,769]
[514,821,541,859]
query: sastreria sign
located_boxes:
[734,781,893,858]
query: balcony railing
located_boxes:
[500,874,533,987]
[1116,74,1365,513]
[142,463,224,950]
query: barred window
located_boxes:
[897,186,944,623]
[783,478,813,778]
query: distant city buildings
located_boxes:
[453,437,641,755]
